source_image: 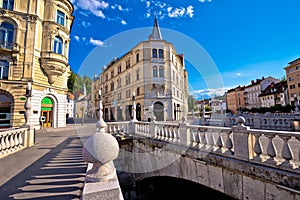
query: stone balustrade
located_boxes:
[107,117,300,174]
[0,128,27,159]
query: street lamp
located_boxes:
[131,92,137,122]
[24,82,32,126]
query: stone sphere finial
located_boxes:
[82,133,120,182]
[236,116,246,126]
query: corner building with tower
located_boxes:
[97,18,188,122]
[0,0,74,128]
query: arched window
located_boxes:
[153,66,158,77]
[53,36,63,54]
[2,0,14,10]
[159,49,164,58]
[152,49,157,58]
[0,60,9,80]
[136,53,140,63]
[0,93,12,128]
[159,66,164,77]
[0,22,14,49]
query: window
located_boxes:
[136,70,140,80]
[296,66,300,70]
[111,70,114,78]
[117,78,121,88]
[126,60,131,69]
[56,10,65,26]
[136,53,139,63]
[153,66,158,77]
[126,73,131,85]
[110,81,114,91]
[159,66,164,77]
[53,36,63,54]
[136,87,140,96]
[118,66,122,74]
[0,22,14,49]
[289,77,293,81]
[0,60,9,79]
[2,0,14,10]
[159,49,164,58]
[152,49,157,58]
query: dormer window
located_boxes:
[1,0,14,10]
[56,10,65,26]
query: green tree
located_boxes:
[67,70,77,93]
[188,95,196,112]
[83,75,92,94]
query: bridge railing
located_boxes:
[106,117,300,173]
[0,127,27,159]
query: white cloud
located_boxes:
[72,0,109,18]
[186,6,194,18]
[199,0,212,2]
[74,35,80,41]
[191,88,227,98]
[81,21,91,27]
[89,38,104,46]
[167,6,194,18]
[121,20,127,25]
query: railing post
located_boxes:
[179,116,190,146]
[232,117,254,161]
[253,113,261,129]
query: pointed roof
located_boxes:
[148,16,163,40]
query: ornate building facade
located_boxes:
[0,0,74,128]
[96,18,188,121]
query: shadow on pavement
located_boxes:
[0,137,87,200]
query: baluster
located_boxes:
[0,135,2,155]
[225,131,233,155]
[14,132,19,149]
[19,131,24,147]
[279,135,294,168]
[252,132,263,161]
[215,131,224,153]
[10,133,15,150]
[5,134,11,152]
[265,134,278,165]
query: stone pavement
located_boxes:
[0,123,97,200]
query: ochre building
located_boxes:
[95,18,189,122]
[0,0,74,128]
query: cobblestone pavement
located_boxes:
[0,123,96,200]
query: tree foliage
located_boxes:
[67,70,92,94]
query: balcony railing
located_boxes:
[0,41,19,52]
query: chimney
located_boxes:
[262,76,265,80]
[251,80,254,84]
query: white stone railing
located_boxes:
[223,114,299,131]
[106,122,131,134]
[107,117,300,173]
[0,128,27,159]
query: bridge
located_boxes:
[104,117,300,200]
[1,116,300,199]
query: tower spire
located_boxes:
[148,14,162,40]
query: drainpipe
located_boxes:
[22,0,31,80]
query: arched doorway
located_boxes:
[0,93,12,128]
[136,103,141,121]
[41,97,53,128]
[153,102,164,121]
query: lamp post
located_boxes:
[96,89,107,133]
[131,92,137,122]
[24,82,32,125]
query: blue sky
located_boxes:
[69,0,300,99]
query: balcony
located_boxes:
[0,41,19,54]
[151,57,165,63]
[40,51,68,84]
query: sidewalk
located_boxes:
[0,125,94,200]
